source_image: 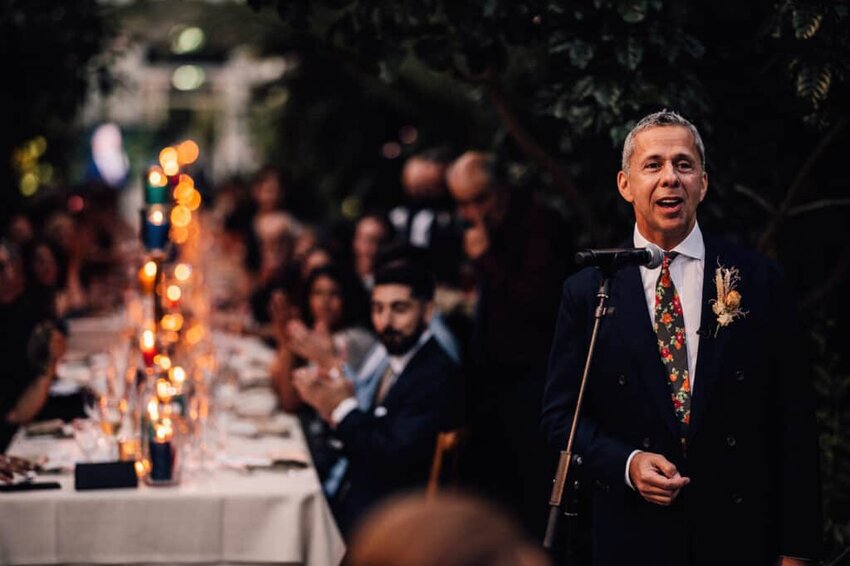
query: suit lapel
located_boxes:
[357,357,389,410]
[688,236,727,443]
[611,266,682,440]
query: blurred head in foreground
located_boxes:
[347,493,550,566]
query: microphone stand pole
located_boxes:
[543,269,613,551]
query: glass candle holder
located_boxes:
[142,205,170,251]
[144,166,169,205]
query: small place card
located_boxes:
[74,461,138,490]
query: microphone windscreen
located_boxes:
[644,243,664,269]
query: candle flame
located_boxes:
[147,166,167,187]
[149,208,165,225]
[143,261,157,278]
[141,330,155,350]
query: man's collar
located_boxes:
[633,222,705,261]
[388,329,432,375]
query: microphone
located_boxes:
[575,243,664,270]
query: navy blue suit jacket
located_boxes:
[542,234,821,565]
[333,337,460,534]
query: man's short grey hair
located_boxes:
[621,110,706,173]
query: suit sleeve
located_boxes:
[767,263,823,559]
[334,364,453,467]
[541,275,635,493]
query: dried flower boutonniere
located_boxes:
[710,263,747,336]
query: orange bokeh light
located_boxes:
[177,140,199,165]
[171,205,192,228]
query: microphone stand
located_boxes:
[543,269,613,552]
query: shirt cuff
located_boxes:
[625,450,642,489]
[331,397,359,426]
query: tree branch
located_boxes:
[758,117,848,253]
[733,183,777,215]
[787,198,850,218]
[800,244,850,311]
[482,74,599,240]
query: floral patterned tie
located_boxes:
[654,252,691,433]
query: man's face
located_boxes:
[353,218,387,266]
[617,125,708,250]
[371,284,432,356]
[447,175,498,226]
[402,158,446,201]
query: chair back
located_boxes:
[426,428,466,499]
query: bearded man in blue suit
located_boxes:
[542,111,821,565]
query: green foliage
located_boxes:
[771,0,849,126]
[0,0,112,211]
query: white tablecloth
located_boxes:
[2,421,344,566]
[1,332,344,566]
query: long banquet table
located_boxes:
[0,329,344,566]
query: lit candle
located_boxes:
[140,330,157,367]
[149,422,175,482]
[143,205,170,251]
[144,166,169,204]
[164,284,182,309]
[138,260,157,294]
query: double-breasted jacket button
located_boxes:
[726,434,737,447]
[731,493,744,504]
[617,374,627,386]
[642,437,651,449]
[735,369,745,382]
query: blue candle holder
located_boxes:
[148,439,175,483]
[142,206,170,251]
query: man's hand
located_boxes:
[463,222,490,260]
[628,451,690,506]
[291,366,354,423]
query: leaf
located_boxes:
[616,35,643,70]
[571,75,595,99]
[617,0,648,24]
[796,65,832,106]
[413,36,451,71]
[483,0,499,18]
[792,7,824,40]
[682,35,705,59]
[568,39,595,69]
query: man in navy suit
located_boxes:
[542,111,821,565]
[294,261,460,535]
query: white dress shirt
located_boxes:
[331,330,433,425]
[625,222,705,487]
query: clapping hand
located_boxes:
[291,366,354,423]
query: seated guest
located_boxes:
[0,241,66,452]
[269,264,373,413]
[351,212,394,291]
[293,261,461,535]
[390,147,464,287]
[348,493,550,566]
